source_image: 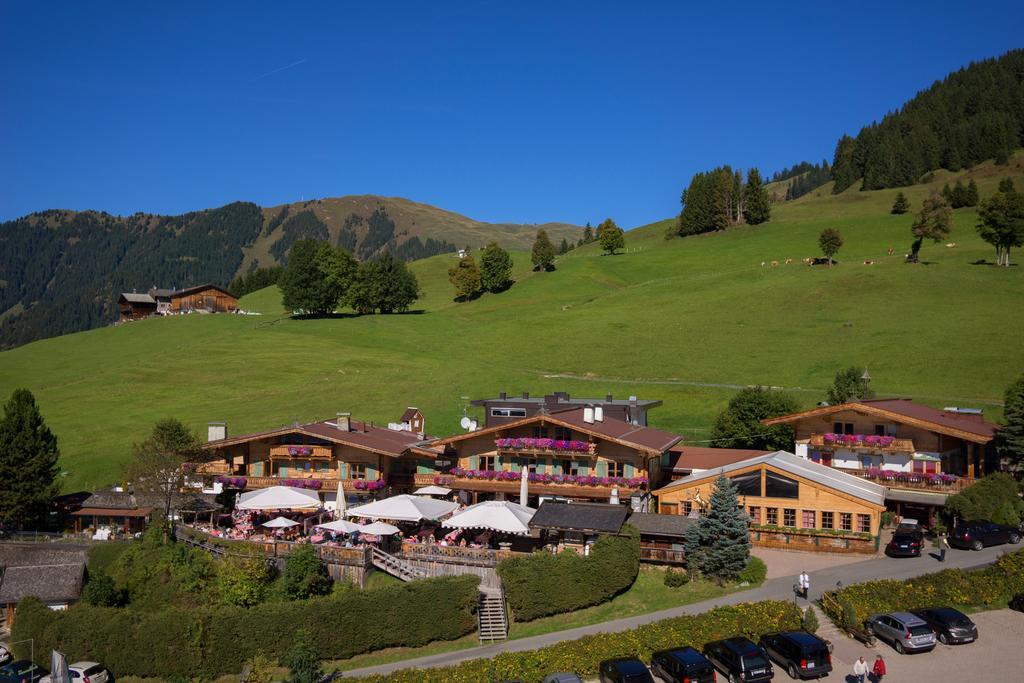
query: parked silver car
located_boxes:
[867,612,936,654]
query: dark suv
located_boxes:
[650,647,717,683]
[911,607,978,645]
[886,528,924,557]
[949,521,1021,551]
[598,657,654,683]
[759,631,832,679]
[704,637,773,683]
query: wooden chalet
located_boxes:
[472,391,662,428]
[429,406,681,506]
[169,283,238,313]
[655,450,887,553]
[118,291,158,321]
[666,446,772,481]
[195,412,440,509]
[71,488,152,535]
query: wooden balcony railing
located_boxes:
[809,433,915,453]
[397,544,518,567]
[856,471,973,493]
[639,546,687,565]
[192,461,231,475]
[269,445,333,459]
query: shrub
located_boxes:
[284,629,323,683]
[15,574,480,678]
[880,511,894,528]
[664,568,690,588]
[497,526,639,621]
[86,542,130,574]
[738,556,767,585]
[281,544,332,600]
[355,600,802,682]
[801,606,819,634]
[82,572,123,607]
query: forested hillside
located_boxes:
[0,196,581,348]
[830,49,1024,192]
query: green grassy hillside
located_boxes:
[2,156,1022,492]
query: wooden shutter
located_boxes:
[338,462,349,479]
[469,455,479,470]
[624,463,634,478]
[366,463,377,480]
[596,461,608,477]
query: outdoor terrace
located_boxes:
[416,472,647,498]
[808,433,915,453]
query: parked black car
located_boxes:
[886,528,924,557]
[650,647,717,683]
[598,657,655,683]
[1009,594,1024,612]
[0,660,48,683]
[948,520,1021,551]
[704,637,774,683]
[911,607,978,645]
[759,631,832,680]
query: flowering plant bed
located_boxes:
[287,446,313,456]
[438,468,647,488]
[280,478,323,490]
[861,467,957,485]
[750,523,873,541]
[216,475,248,489]
[822,433,896,447]
[495,437,593,453]
[352,478,387,491]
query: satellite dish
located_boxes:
[460,416,472,430]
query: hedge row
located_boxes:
[497,525,640,621]
[822,548,1024,627]
[356,600,803,682]
[13,574,479,678]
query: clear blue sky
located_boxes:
[2,2,1022,228]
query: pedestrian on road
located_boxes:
[939,531,949,562]
[798,570,810,599]
[853,656,869,683]
[871,654,887,681]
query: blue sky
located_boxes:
[1,2,1022,228]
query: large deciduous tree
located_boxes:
[347,251,420,314]
[597,218,625,255]
[976,189,1024,267]
[448,253,483,301]
[531,229,556,271]
[945,473,1024,526]
[0,389,60,527]
[279,239,355,315]
[709,386,799,451]
[818,228,843,266]
[479,242,513,293]
[997,374,1024,469]
[910,193,953,260]
[826,367,876,405]
[742,168,771,225]
[125,418,203,542]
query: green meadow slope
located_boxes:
[2,155,1023,492]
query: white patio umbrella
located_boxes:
[262,516,300,528]
[359,521,401,535]
[236,485,321,511]
[346,494,459,522]
[442,500,536,535]
[519,467,529,507]
[335,480,347,519]
[414,485,452,497]
[314,518,363,534]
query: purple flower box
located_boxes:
[495,437,592,453]
[287,446,313,457]
[216,476,248,489]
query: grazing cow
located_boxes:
[771,260,779,267]
[887,247,894,256]
[761,261,766,267]
[803,257,812,265]
[945,242,957,248]
[784,258,793,265]
[864,260,874,265]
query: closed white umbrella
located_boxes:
[236,486,321,511]
[442,500,536,535]
[315,519,363,534]
[414,485,452,496]
[262,516,300,528]
[519,467,528,507]
[346,494,458,522]
[335,480,347,519]
[359,521,401,535]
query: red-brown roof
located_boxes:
[401,407,421,422]
[435,407,681,453]
[667,446,772,472]
[203,418,430,458]
[72,507,151,517]
[762,398,999,443]
[171,283,237,299]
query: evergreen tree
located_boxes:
[966,179,980,207]
[673,167,738,237]
[976,189,1024,266]
[998,177,1017,194]
[0,389,60,527]
[818,228,843,266]
[742,168,772,224]
[596,218,625,255]
[831,135,859,194]
[910,193,953,260]
[709,386,799,451]
[531,229,556,271]
[826,367,876,405]
[347,251,420,314]
[558,238,569,255]
[583,223,594,243]
[479,242,513,293]
[696,476,751,582]
[283,628,325,683]
[997,374,1024,470]
[682,513,705,574]
[447,253,482,301]
[891,192,911,214]
[950,180,969,208]
[941,183,954,203]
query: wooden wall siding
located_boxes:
[751,529,878,554]
[170,290,237,312]
[656,463,883,535]
[221,439,387,481]
[791,411,957,453]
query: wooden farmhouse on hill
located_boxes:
[117,283,238,322]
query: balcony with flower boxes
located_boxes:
[218,474,388,492]
[494,437,597,457]
[421,469,649,500]
[809,433,915,453]
[856,467,972,493]
[269,445,333,459]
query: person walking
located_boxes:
[872,654,887,682]
[853,656,869,683]
[939,530,949,562]
[798,570,810,599]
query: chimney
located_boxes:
[522,392,530,399]
[594,406,604,422]
[606,393,613,402]
[207,422,226,442]
[583,407,595,424]
[499,391,507,400]
[336,413,351,432]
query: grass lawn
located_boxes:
[325,565,760,671]
[1,155,1022,491]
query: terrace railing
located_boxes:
[639,546,686,565]
[809,433,915,453]
[397,544,518,567]
[857,470,972,493]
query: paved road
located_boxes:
[344,544,1015,678]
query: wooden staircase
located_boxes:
[370,546,430,582]
[477,586,509,642]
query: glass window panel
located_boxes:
[765,471,799,499]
